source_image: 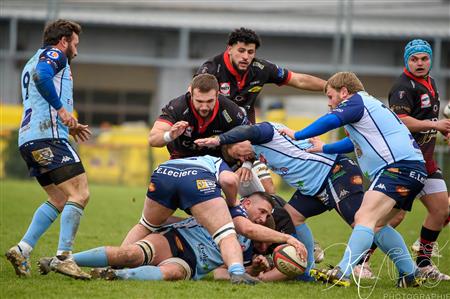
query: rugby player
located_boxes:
[196,27,326,124]
[38,192,306,283]
[195,121,364,281]
[387,39,449,281]
[280,72,427,287]
[6,19,92,277]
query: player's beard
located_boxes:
[231,60,248,75]
[66,45,75,65]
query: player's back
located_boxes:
[253,122,338,196]
[18,48,73,146]
[161,155,223,176]
[344,91,424,178]
[163,217,251,280]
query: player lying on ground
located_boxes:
[195,121,365,282]
[38,192,307,282]
[280,72,428,288]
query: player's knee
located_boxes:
[70,188,90,206]
[220,172,239,189]
[139,214,162,232]
[159,258,192,280]
[212,222,236,246]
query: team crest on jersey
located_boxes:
[252,61,264,70]
[31,147,54,166]
[420,94,431,108]
[248,86,262,93]
[398,91,406,99]
[222,110,232,123]
[184,126,193,137]
[46,50,60,59]
[220,82,231,96]
[280,167,289,175]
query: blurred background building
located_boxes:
[1,0,449,185]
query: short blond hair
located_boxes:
[325,72,365,94]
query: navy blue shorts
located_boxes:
[288,156,364,225]
[146,164,222,212]
[19,138,82,177]
[369,161,427,211]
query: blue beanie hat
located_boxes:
[404,39,432,71]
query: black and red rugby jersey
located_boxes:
[388,68,440,174]
[158,92,249,159]
[196,52,291,123]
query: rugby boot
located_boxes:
[5,245,31,277]
[397,271,425,288]
[418,265,450,281]
[353,262,376,279]
[311,266,350,287]
[314,241,325,264]
[38,255,91,280]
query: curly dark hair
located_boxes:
[43,19,82,46]
[227,27,261,49]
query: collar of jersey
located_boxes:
[223,51,249,91]
[403,67,435,98]
[188,93,220,134]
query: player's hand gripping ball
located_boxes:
[272,244,307,277]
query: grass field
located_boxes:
[1,179,449,299]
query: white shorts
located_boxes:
[418,178,448,198]
[238,161,271,197]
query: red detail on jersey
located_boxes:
[156,118,174,126]
[223,52,249,91]
[282,70,292,85]
[403,68,435,98]
[189,97,220,134]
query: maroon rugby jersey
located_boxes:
[388,68,440,174]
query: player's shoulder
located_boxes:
[198,53,223,73]
[249,57,276,72]
[166,93,190,110]
[39,47,67,63]
[391,73,417,92]
[218,94,240,110]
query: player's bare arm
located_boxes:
[286,72,326,91]
[400,116,450,135]
[233,216,306,259]
[148,120,189,147]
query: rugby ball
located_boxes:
[272,244,307,277]
[443,103,450,119]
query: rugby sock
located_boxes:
[374,226,416,276]
[228,263,245,275]
[338,225,374,277]
[57,201,84,254]
[295,224,315,276]
[73,247,108,267]
[356,242,377,265]
[21,201,60,256]
[416,226,440,268]
[115,266,163,281]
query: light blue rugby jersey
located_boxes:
[18,48,73,146]
[160,155,230,180]
[330,91,424,179]
[253,122,338,196]
[161,217,252,280]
